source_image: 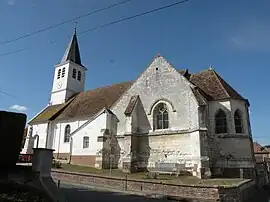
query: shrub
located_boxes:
[52,159,62,169]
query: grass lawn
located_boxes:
[55,163,245,186]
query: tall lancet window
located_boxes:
[234,109,243,133]
[215,109,227,134]
[154,103,169,130]
[64,125,71,143]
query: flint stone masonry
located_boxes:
[52,170,258,202]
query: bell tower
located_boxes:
[50,29,87,105]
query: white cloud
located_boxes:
[6,0,15,6]
[230,21,270,51]
[10,104,28,112]
[231,36,246,46]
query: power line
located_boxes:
[0,48,26,57]
[0,89,16,98]
[79,0,189,36]
[0,0,189,58]
[0,0,134,45]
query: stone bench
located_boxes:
[148,163,186,177]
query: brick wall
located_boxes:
[51,170,256,201]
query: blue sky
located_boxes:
[0,0,269,145]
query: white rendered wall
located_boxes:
[72,113,107,156]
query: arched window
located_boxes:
[215,109,227,134]
[234,109,243,133]
[83,136,89,148]
[77,71,81,81]
[72,69,77,79]
[57,69,61,79]
[153,103,169,130]
[64,125,71,143]
[62,67,65,78]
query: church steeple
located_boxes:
[50,29,87,105]
[61,29,82,66]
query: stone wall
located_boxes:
[207,100,255,176]
[52,170,257,202]
[218,180,257,202]
[111,56,200,136]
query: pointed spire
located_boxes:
[61,28,82,66]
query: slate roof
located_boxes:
[61,30,82,66]
[30,62,247,124]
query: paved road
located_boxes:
[59,182,171,202]
[58,181,217,202]
[58,181,270,202]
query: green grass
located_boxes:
[55,163,245,186]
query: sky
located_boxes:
[0,0,269,145]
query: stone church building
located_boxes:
[22,31,255,179]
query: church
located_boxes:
[22,30,256,179]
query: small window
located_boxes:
[64,125,71,143]
[62,67,65,78]
[234,109,243,133]
[72,69,77,79]
[215,109,227,134]
[57,69,61,79]
[83,136,89,148]
[77,71,82,81]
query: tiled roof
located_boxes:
[189,68,246,101]
[55,81,133,121]
[30,62,247,123]
[253,142,269,154]
[28,98,74,125]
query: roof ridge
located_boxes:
[211,69,245,100]
[81,80,134,94]
[210,69,230,98]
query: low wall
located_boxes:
[52,170,258,201]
